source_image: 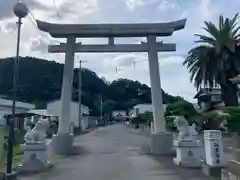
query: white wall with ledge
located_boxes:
[47,100,90,129]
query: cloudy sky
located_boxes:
[0,0,240,102]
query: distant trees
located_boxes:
[0,56,180,116]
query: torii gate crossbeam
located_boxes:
[36,19,186,156]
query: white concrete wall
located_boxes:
[47,100,89,128]
[131,104,153,118]
[81,116,89,130]
[130,103,167,118]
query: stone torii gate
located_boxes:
[37,19,186,155]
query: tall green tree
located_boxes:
[183,14,240,106]
[165,100,198,121]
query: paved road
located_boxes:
[21,124,215,180]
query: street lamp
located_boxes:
[6,2,28,177]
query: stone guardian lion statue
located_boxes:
[174,116,198,141]
[24,119,49,144]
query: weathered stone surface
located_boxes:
[204,130,226,167]
[52,133,74,155]
[150,132,174,155]
[202,163,223,178]
[18,141,52,173]
[173,140,202,167]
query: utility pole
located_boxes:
[78,58,87,132]
[133,59,146,69]
[115,66,123,73]
[100,96,103,124]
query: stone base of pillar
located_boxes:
[150,132,174,155]
[52,133,74,155]
[202,163,223,178]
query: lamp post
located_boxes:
[6,2,28,176]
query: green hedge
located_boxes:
[224,106,240,133]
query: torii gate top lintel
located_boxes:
[36,19,186,38]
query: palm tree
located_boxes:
[183,14,240,106]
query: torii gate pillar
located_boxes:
[51,36,75,154]
[37,19,186,155]
[147,35,173,155]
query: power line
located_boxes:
[52,0,61,18]
[19,0,64,62]
[21,0,62,44]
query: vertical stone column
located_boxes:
[202,130,226,177]
[147,35,173,155]
[204,130,226,167]
[58,36,75,134]
[52,36,75,155]
[147,35,165,134]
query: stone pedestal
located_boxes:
[5,172,17,180]
[150,132,174,155]
[52,133,74,155]
[173,140,202,167]
[18,141,51,173]
[202,130,226,177]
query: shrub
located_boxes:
[46,119,58,138]
[165,100,198,121]
[197,111,226,131]
[224,106,240,133]
[165,116,177,132]
[131,114,146,125]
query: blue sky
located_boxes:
[0,0,240,102]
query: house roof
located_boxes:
[47,99,89,110]
[0,98,35,109]
[132,103,167,111]
[194,88,221,99]
[133,103,152,108]
[28,109,56,117]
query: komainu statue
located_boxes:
[174,116,198,141]
[24,119,49,144]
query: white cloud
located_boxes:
[125,0,144,11]
[157,0,180,11]
[198,0,216,20]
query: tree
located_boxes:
[102,100,116,117]
[0,56,180,115]
[196,111,226,130]
[130,111,152,127]
[224,107,240,133]
[183,14,240,106]
[165,100,198,121]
